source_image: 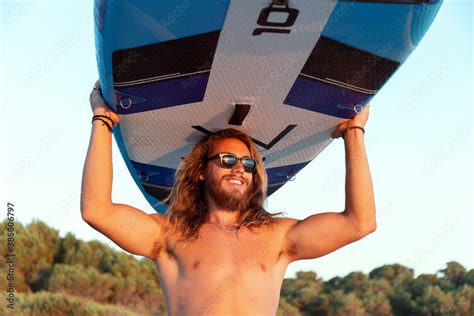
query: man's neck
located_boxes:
[206,207,241,226]
[204,197,241,225]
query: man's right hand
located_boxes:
[89,80,120,126]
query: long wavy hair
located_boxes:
[163,128,285,244]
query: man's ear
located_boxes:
[199,174,205,181]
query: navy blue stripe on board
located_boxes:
[130,160,176,187]
[266,161,311,186]
[114,74,209,114]
[284,76,371,119]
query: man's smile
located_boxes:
[223,176,246,186]
[228,178,243,185]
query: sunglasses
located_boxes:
[206,153,258,173]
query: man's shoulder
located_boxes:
[273,216,298,226]
[267,216,299,235]
[264,217,300,259]
[149,212,167,222]
[149,213,172,230]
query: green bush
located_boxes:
[2,291,142,316]
[0,220,61,292]
[46,264,115,303]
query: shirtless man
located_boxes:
[81,81,376,315]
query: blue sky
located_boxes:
[1,0,472,281]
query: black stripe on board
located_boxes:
[301,36,400,92]
[142,183,170,202]
[112,31,220,84]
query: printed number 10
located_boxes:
[252,2,299,36]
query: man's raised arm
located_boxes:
[80,81,165,259]
[339,105,376,233]
[283,105,376,262]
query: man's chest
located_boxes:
[156,223,291,280]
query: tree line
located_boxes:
[0,220,472,315]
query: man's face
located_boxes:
[200,138,254,211]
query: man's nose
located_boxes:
[232,159,245,173]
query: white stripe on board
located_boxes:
[300,73,377,95]
[114,70,212,87]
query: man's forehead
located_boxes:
[209,138,251,156]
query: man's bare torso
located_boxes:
[152,217,297,316]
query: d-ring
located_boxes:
[119,98,132,109]
[354,104,363,113]
[336,104,363,113]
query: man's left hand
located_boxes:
[331,104,370,139]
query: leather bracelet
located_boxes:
[92,117,113,133]
[93,115,115,127]
[342,125,365,140]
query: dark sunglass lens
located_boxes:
[242,158,256,172]
[221,155,237,168]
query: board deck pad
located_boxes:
[94,0,443,213]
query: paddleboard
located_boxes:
[94,0,443,213]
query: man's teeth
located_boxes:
[228,179,243,185]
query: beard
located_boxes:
[205,175,251,212]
